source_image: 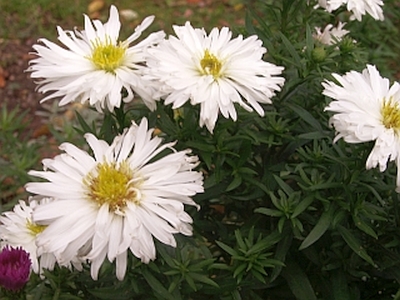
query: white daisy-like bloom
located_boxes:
[323,65,400,191]
[0,198,70,274]
[25,118,204,280]
[314,0,384,21]
[28,5,165,112]
[314,22,350,45]
[145,22,285,133]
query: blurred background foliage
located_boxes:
[0,0,246,39]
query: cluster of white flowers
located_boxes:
[312,1,400,193]
[1,1,396,284]
[28,5,285,133]
[4,5,217,280]
[315,0,384,21]
[145,22,285,132]
[313,22,349,45]
[323,65,400,191]
[1,119,203,280]
[0,198,84,275]
[23,117,203,280]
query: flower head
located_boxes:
[314,22,349,45]
[0,246,31,292]
[28,5,165,112]
[323,64,400,191]
[25,118,203,280]
[0,198,82,275]
[146,22,285,132]
[0,199,53,274]
[315,0,384,21]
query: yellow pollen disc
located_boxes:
[26,220,46,236]
[381,97,400,132]
[200,50,222,78]
[90,37,126,73]
[84,161,140,212]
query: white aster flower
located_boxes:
[0,198,63,274]
[28,5,165,112]
[314,0,384,21]
[146,22,285,133]
[314,22,350,45]
[323,65,400,191]
[25,118,204,280]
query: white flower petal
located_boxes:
[26,118,203,280]
[29,6,163,111]
[324,64,400,191]
[0,198,84,275]
[314,0,384,21]
[146,22,284,133]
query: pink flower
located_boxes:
[0,246,31,292]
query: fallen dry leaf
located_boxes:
[88,0,105,17]
[32,124,51,138]
[0,66,6,88]
[234,3,244,11]
[209,204,225,214]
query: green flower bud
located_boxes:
[339,36,356,54]
[312,47,327,62]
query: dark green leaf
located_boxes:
[281,259,317,300]
[254,207,284,217]
[278,32,302,67]
[291,195,314,219]
[273,175,294,195]
[299,204,334,250]
[142,268,175,300]
[189,273,219,288]
[353,215,378,239]
[337,225,375,266]
[226,175,242,192]
[216,241,238,256]
[286,103,323,132]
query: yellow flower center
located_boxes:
[84,161,141,213]
[26,220,46,236]
[90,37,126,73]
[381,97,400,132]
[200,50,222,78]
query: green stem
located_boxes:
[52,287,60,300]
[112,101,127,134]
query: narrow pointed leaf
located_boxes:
[337,225,375,266]
[299,204,334,250]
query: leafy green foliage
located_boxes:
[0,106,42,210]
[216,227,284,284]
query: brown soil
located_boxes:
[0,38,45,133]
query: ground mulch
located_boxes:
[0,38,45,134]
